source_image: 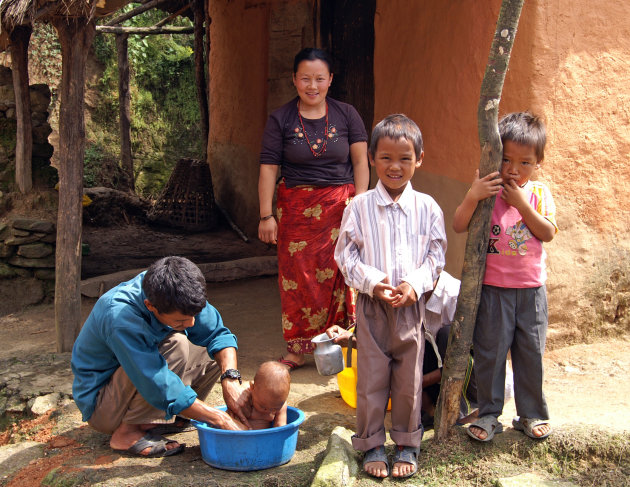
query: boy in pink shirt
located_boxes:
[452,112,557,442]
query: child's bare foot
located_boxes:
[512,417,552,439]
[532,423,552,437]
[468,425,487,440]
[391,445,418,479]
[466,416,503,442]
[362,446,389,478]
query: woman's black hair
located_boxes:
[142,256,207,316]
[293,48,333,74]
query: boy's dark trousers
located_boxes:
[473,285,549,420]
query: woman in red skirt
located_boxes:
[258,48,369,369]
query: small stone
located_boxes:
[17,242,53,259]
[12,218,55,234]
[4,235,40,246]
[8,255,55,268]
[32,393,61,416]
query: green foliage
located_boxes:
[88,5,202,196]
[29,24,62,83]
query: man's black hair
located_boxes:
[142,256,206,315]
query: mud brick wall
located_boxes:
[0,217,55,314]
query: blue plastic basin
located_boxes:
[191,406,305,471]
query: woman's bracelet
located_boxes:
[260,214,275,221]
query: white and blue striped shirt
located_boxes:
[334,180,447,298]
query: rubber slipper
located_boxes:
[113,432,185,457]
[362,445,389,478]
[278,357,304,371]
[512,416,552,439]
[391,445,418,479]
[466,415,503,442]
[149,416,195,435]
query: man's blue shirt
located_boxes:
[71,271,237,421]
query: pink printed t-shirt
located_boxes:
[483,180,557,288]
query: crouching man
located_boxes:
[71,256,250,457]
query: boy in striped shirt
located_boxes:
[453,111,557,442]
[335,114,447,479]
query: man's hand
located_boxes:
[222,379,252,428]
[208,407,244,430]
[180,398,244,430]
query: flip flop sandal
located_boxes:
[391,445,418,479]
[362,445,389,478]
[149,416,195,435]
[114,432,186,457]
[466,415,503,442]
[278,357,304,371]
[512,416,552,439]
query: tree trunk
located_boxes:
[193,0,209,161]
[10,25,33,194]
[52,17,96,353]
[434,0,524,441]
[116,33,134,191]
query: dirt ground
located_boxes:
[4,276,630,431]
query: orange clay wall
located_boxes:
[208,0,314,238]
[373,0,630,341]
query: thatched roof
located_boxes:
[0,0,136,34]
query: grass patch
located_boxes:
[351,426,630,486]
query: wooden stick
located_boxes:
[97,25,194,34]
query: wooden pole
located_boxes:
[116,33,134,191]
[96,25,194,34]
[434,0,524,441]
[52,17,96,352]
[9,24,33,194]
[105,0,171,26]
[193,0,208,161]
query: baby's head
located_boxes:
[251,361,291,415]
[498,112,546,186]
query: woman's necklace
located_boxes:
[297,100,329,157]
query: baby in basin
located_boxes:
[228,361,291,430]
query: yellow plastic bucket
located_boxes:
[337,347,391,410]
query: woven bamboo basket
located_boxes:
[148,158,219,231]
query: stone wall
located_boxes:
[0,218,55,315]
[0,65,56,192]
